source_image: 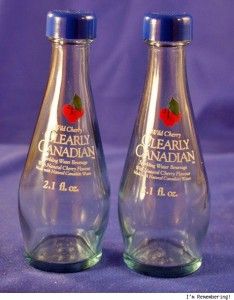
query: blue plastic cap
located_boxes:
[143,13,192,43]
[46,10,96,40]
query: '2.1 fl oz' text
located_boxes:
[43,180,79,193]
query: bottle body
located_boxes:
[118,44,209,277]
[19,40,110,272]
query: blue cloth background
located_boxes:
[0,0,233,293]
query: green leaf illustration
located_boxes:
[168,98,180,115]
[72,94,82,110]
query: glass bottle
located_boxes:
[118,14,209,277]
[18,10,110,272]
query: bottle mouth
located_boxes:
[48,37,94,45]
[145,40,191,47]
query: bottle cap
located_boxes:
[46,10,96,40]
[143,13,192,43]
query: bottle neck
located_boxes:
[49,40,91,88]
[145,44,188,95]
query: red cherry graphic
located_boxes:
[62,104,84,124]
[160,108,181,127]
[159,98,182,127]
[62,94,84,124]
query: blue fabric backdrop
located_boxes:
[0,0,233,293]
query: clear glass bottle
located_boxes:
[18,10,110,272]
[118,14,209,277]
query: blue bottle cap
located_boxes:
[46,10,96,40]
[143,13,192,43]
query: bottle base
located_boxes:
[25,234,102,273]
[123,252,202,277]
